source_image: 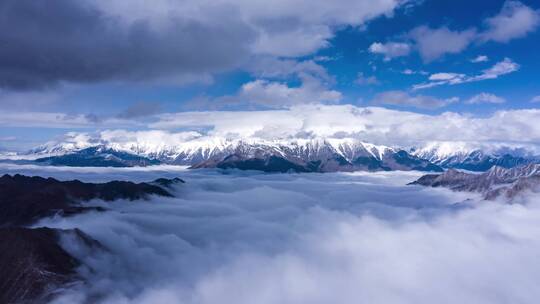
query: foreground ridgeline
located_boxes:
[0,174,183,304]
[410,164,540,200]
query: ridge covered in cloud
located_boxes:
[4,165,536,304]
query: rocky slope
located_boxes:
[0,174,183,302]
[0,228,87,304]
[410,164,540,200]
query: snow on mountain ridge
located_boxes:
[23,133,397,165]
[412,141,475,163]
[413,141,540,161]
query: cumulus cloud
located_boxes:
[245,57,332,83]
[238,76,342,109]
[409,26,477,62]
[413,58,519,90]
[0,0,257,90]
[368,42,412,61]
[12,166,539,304]
[182,71,342,110]
[480,0,540,43]
[371,91,458,109]
[466,93,506,104]
[531,96,540,103]
[0,0,405,91]
[393,2,539,61]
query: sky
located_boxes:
[1,0,540,150]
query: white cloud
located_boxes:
[409,26,477,62]
[245,57,333,83]
[428,73,466,82]
[531,96,540,103]
[470,57,520,81]
[466,93,506,104]
[94,0,405,58]
[471,55,489,63]
[480,0,540,43]
[17,166,540,304]
[149,104,540,147]
[413,58,520,90]
[372,91,458,109]
[238,76,342,108]
[396,2,539,62]
[355,73,380,85]
[368,42,411,61]
[7,104,540,151]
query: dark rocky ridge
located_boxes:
[0,228,83,304]
[0,174,183,227]
[409,164,540,200]
[0,174,184,302]
[192,150,443,173]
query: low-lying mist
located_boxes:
[13,165,540,304]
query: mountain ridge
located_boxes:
[410,164,540,200]
[23,137,443,172]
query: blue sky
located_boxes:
[0,0,539,150]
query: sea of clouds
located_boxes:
[3,164,539,303]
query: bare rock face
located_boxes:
[410,164,540,200]
[191,143,442,173]
[0,227,84,304]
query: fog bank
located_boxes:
[16,166,540,304]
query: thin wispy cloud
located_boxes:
[413,58,519,90]
[465,93,506,104]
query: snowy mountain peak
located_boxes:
[23,132,398,164]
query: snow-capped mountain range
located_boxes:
[411,141,540,172]
[16,135,440,172]
[4,134,540,173]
